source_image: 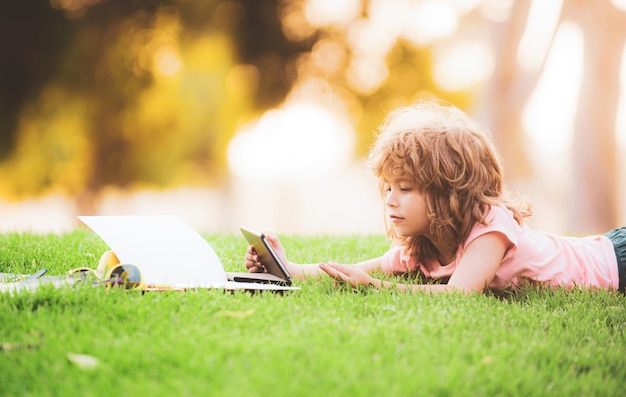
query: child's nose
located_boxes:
[385,191,398,207]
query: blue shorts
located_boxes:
[605,227,626,293]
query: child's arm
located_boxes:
[321,232,508,294]
[289,257,383,281]
[245,234,383,281]
[444,232,508,292]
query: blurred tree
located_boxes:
[230,0,313,108]
[564,0,625,233]
[1,0,622,234]
[0,0,262,213]
[0,0,455,210]
[480,0,534,182]
[0,1,74,158]
[480,0,625,233]
[268,0,468,156]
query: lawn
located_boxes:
[1,230,625,396]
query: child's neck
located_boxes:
[426,236,456,265]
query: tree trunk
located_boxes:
[479,0,549,183]
[564,0,626,233]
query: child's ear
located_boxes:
[95,250,120,278]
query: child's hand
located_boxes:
[320,262,375,289]
[244,234,291,274]
[244,245,265,273]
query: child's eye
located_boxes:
[400,186,412,192]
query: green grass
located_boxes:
[1,230,625,396]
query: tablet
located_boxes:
[238,226,292,285]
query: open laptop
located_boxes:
[77,215,299,292]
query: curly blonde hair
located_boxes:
[368,100,531,263]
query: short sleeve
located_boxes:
[380,245,420,275]
[463,204,519,262]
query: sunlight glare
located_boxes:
[368,0,410,36]
[611,0,626,11]
[280,2,316,42]
[346,56,388,95]
[479,0,513,23]
[305,0,360,27]
[312,39,347,75]
[404,0,458,46]
[347,19,396,58]
[154,46,182,76]
[433,41,493,91]
[227,103,355,180]
[517,0,563,72]
[522,21,583,153]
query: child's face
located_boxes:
[381,169,430,238]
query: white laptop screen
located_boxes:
[78,215,228,288]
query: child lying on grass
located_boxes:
[244,100,626,294]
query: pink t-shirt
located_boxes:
[380,204,620,291]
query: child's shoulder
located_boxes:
[486,202,521,225]
[466,203,522,246]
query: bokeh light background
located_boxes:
[0,0,625,235]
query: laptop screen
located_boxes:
[78,215,228,288]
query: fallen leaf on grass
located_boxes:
[67,352,100,370]
[0,332,44,351]
[1,341,41,351]
[214,309,255,319]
